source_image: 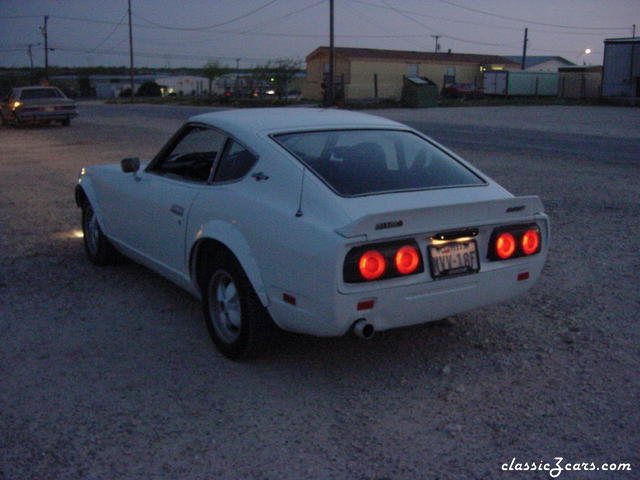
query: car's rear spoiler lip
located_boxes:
[335,195,546,240]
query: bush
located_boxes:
[136,81,161,97]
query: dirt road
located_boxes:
[1,104,638,480]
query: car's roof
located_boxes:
[13,86,61,91]
[189,108,405,136]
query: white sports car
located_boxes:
[76,108,549,359]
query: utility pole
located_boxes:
[41,15,49,81]
[326,0,335,107]
[521,27,528,70]
[431,35,441,53]
[633,24,636,38]
[27,44,35,85]
[27,44,34,70]
[235,58,240,94]
[128,0,135,102]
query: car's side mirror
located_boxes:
[121,157,140,173]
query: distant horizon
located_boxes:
[0,47,608,71]
[2,1,637,68]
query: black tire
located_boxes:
[202,253,274,360]
[61,118,70,126]
[81,200,118,265]
[0,113,6,127]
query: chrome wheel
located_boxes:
[208,270,242,344]
[83,206,100,256]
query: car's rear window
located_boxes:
[274,129,485,196]
[19,88,64,99]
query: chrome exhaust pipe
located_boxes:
[353,319,375,339]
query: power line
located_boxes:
[198,0,327,45]
[435,0,630,31]
[379,0,518,48]
[48,44,295,63]
[29,2,325,36]
[131,0,279,31]
[351,0,524,33]
[88,12,127,53]
[351,0,630,34]
[0,15,42,19]
[341,2,430,51]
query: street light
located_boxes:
[577,48,592,66]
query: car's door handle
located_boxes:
[251,171,269,181]
[170,204,184,217]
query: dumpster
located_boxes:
[401,76,438,107]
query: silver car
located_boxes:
[1,86,78,126]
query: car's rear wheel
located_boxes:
[81,200,118,265]
[202,254,274,360]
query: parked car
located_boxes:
[75,108,549,359]
[1,86,78,126]
[441,82,484,99]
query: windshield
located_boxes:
[274,129,485,196]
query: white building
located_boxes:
[505,56,574,72]
[90,75,157,98]
[155,75,210,96]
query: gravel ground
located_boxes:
[1,104,638,480]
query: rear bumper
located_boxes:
[268,253,547,337]
[14,110,78,123]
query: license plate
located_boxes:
[428,240,480,278]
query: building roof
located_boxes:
[307,46,519,66]
[504,56,574,69]
[558,65,602,73]
[604,37,640,44]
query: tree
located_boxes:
[136,81,162,97]
[253,58,302,98]
[203,61,227,97]
[77,76,92,97]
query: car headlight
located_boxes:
[11,101,22,110]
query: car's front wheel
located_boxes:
[81,200,118,265]
[202,254,274,360]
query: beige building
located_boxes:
[303,46,519,101]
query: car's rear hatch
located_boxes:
[335,188,545,241]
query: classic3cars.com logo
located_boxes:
[501,457,632,478]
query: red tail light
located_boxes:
[495,232,516,259]
[344,240,423,283]
[358,250,386,280]
[489,224,542,261]
[521,229,540,255]
[395,245,420,274]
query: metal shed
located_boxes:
[602,37,640,97]
[483,71,558,96]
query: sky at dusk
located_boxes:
[1,0,638,69]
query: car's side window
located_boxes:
[213,140,257,183]
[152,127,226,182]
